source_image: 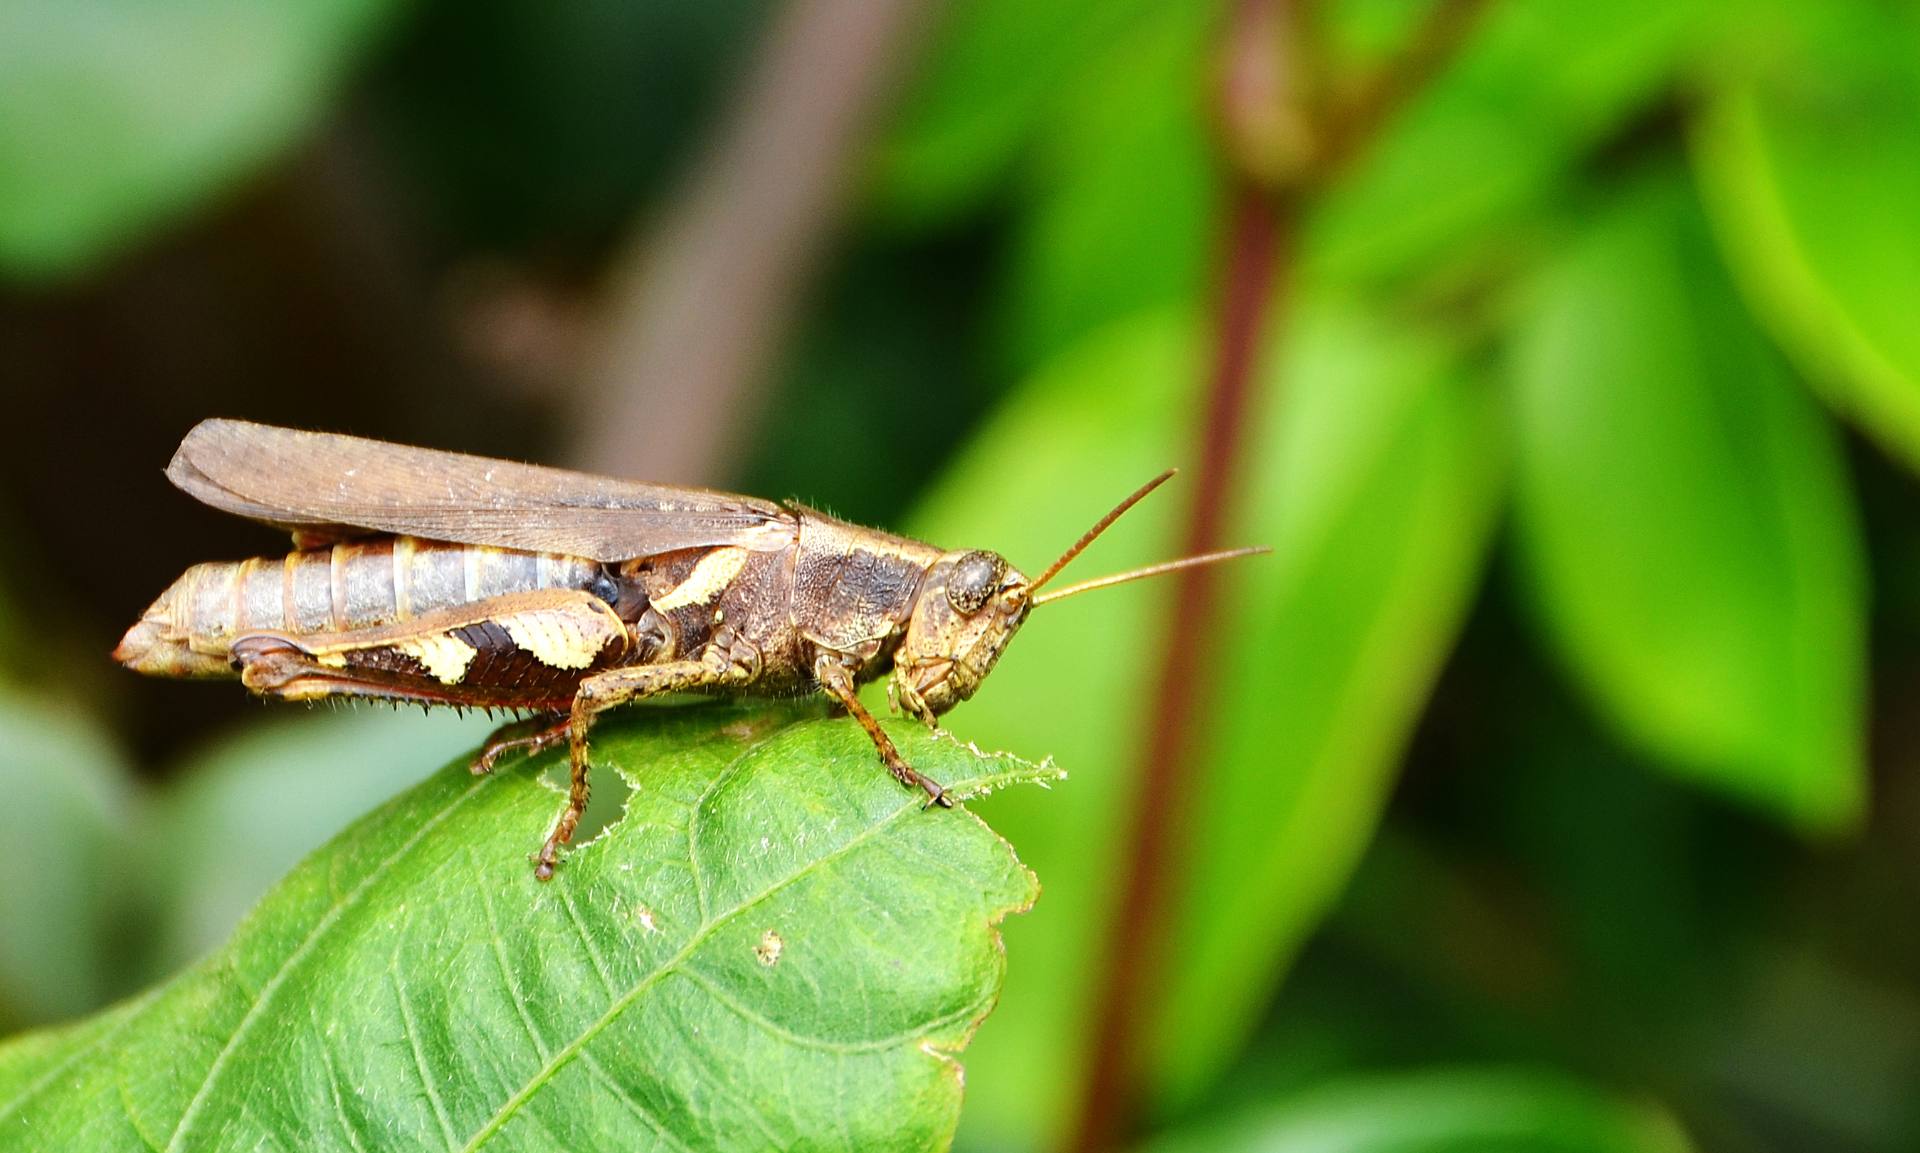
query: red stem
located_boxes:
[1062,1,1495,1142]
[1065,179,1290,1153]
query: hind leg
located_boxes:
[471,715,571,776]
[535,653,747,880]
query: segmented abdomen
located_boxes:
[173,537,604,645]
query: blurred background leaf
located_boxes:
[1692,0,1920,475]
[1155,303,1504,1107]
[874,0,1158,228]
[1143,1068,1691,1153]
[0,0,407,280]
[1305,0,1720,290]
[0,693,134,1031]
[1509,170,1865,831]
[910,298,1503,1147]
[998,1,1218,371]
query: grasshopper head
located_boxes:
[891,549,1032,721]
[888,471,1270,726]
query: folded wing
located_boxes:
[167,419,798,560]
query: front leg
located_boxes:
[814,653,953,808]
[537,652,743,880]
[886,663,941,728]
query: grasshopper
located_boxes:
[117,420,1263,878]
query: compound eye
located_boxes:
[945,551,1005,615]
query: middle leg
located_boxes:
[535,653,744,880]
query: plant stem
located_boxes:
[1318,0,1494,177]
[1064,4,1298,1147]
[1065,181,1289,1153]
[1063,0,1493,1147]
[570,0,934,483]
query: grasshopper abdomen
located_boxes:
[116,537,614,683]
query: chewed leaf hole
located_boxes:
[540,753,636,847]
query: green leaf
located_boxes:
[1510,172,1866,831]
[0,706,1053,1151]
[910,303,1504,1145]
[0,694,135,1030]
[1000,0,1220,369]
[1691,2,1920,474]
[1142,1068,1693,1153]
[0,992,164,1150]
[1153,304,1506,1105]
[0,0,405,280]
[872,0,1158,227]
[1308,0,1718,288]
[138,709,495,980]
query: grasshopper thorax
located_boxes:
[890,549,1031,722]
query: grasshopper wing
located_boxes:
[166,419,798,560]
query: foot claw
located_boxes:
[534,843,561,881]
[474,717,570,779]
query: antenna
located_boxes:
[1027,470,1177,595]
[1031,547,1270,606]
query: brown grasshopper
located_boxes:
[117,420,1263,878]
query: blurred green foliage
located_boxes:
[1305,0,1717,288]
[3,0,1920,1149]
[0,696,131,1032]
[1143,1068,1691,1153]
[1510,174,1864,830]
[908,302,1504,1143]
[0,0,406,279]
[1692,1,1920,473]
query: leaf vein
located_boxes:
[685,731,779,926]
[579,1049,697,1153]
[393,963,459,1150]
[676,966,980,1055]
[161,772,499,1152]
[482,885,551,1061]
[559,888,617,999]
[118,1063,164,1153]
[320,1039,373,1153]
[459,786,930,1151]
